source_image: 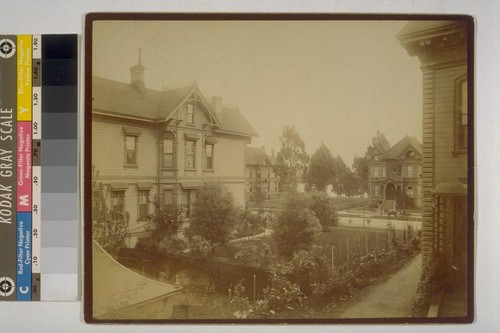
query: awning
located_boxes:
[432,180,467,195]
[180,182,205,189]
[205,136,218,144]
[123,126,141,136]
[136,182,154,190]
[184,132,200,140]
[110,183,129,191]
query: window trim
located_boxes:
[185,139,196,170]
[137,189,150,221]
[162,133,175,169]
[187,104,194,124]
[124,134,139,167]
[205,142,215,171]
[454,74,468,153]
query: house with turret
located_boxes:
[368,136,423,210]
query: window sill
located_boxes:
[451,149,467,156]
[124,164,139,169]
[204,169,215,173]
[185,168,197,171]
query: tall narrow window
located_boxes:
[137,190,149,220]
[163,190,174,210]
[163,136,174,168]
[187,104,194,124]
[111,191,125,216]
[185,140,196,169]
[407,165,414,177]
[455,75,468,151]
[125,135,137,165]
[205,144,214,169]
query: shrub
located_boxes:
[308,193,338,231]
[272,194,321,257]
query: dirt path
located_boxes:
[339,253,422,318]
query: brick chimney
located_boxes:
[129,48,145,92]
[211,96,222,115]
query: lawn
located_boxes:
[215,226,407,267]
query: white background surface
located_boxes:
[0,0,497,332]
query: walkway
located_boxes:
[339,253,422,318]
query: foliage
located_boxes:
[272,194,321,257]
[308,193,338,230]
[290,245,330,286]
[234,209,267,238]
[304,142,335,192]
[187,235,214,258]
[412,250,441,316]
[395,190,416,210]
[275,125,310,193]
[146,204,186,244]
[351,131,391,196]
[367,130,391,156]
[186,183,238,251]
[251,272,305,317]
[91,167,129,256]
[234,242,274,269]
[330,155,348,196]
[352,155,369,195]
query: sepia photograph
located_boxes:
[84,14,474,323]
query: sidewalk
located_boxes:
[339,253,422,318]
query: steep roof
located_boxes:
[92,76,258,137]
[92,241,180,318]
[245,146,275,166]
[217,105,259,137]
[382,136,422,160]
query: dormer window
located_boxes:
[187,104,194,124]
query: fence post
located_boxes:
[346,237,349,265]
[365,233,369,254]
[331,245,334,272]
[253,274,256,303]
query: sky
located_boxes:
[92,19,423,165]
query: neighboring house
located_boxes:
[368,136,423,208]
[244,146,279,202]
[398,20,470,317]
[92,54,258,248]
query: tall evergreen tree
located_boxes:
[304,142,335,192]
[275,125,310,193]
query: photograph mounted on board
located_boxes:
[84,14,474,323]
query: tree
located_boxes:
[352,155,369,195]
[342,167,361,197]
[352,131,391,196]
[272,194,321,257]
[91,167,129,256]
[331,155,348,196]
[367,130,390,156]
[395,191,416,210]
[308,193,338,230]
[146,205,185,245]
[275,125,310,193]
[185,183,238,252]
[304,142,335,192]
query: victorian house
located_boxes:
[244,146,279,202]
[368,136,423,209]
[398,20,471,318]
[91,54,258,248]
